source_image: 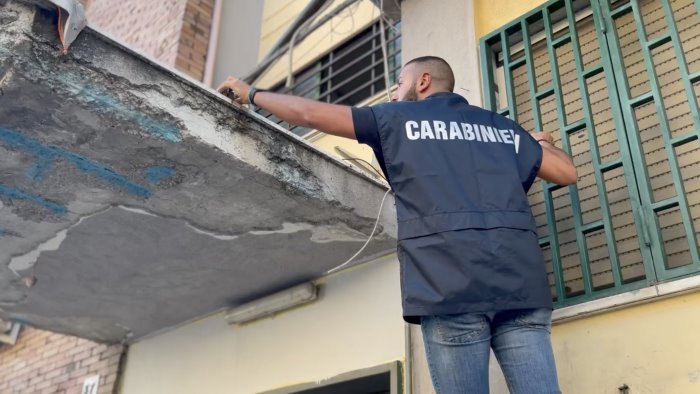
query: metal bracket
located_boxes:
[0,320,21,345]
[48,0,87,52]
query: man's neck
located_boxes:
[418,90,451,100]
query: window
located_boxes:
[260,19,401,136]
[480,0,700,307]
[259,362,401,394]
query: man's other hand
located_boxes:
[532,131,554,145]
[534,130,577,185]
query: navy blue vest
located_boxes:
[370,93,552,321]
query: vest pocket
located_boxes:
[398,210,537,240]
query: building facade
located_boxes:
[3,0,699,393]
[119,1,700,393]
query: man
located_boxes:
[218,56,576,394]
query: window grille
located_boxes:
[260,20,401,136]
[480,0,700,306]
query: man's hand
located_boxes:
[532,130,577,185]
[217,76,251,104]
[215,75,356,140]
[531,131,554,144]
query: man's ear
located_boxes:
[417,72,432,93]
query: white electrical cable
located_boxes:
[326,187,392,274]
[326,1,397,275]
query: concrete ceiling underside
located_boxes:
[0,0,396,343]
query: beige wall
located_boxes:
[401,0,483,106]
[120,255,404,394]
[474,0,548,38]
[552,291,700,394]
[415,291,700,394]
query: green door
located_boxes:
[480,0,700,307]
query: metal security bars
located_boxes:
[260,20,401,136]
[480,0,700,307]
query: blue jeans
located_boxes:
[421,308,561,394]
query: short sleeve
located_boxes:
[351,107,381,150]
[513,124,543,191]
[351,106,389,179]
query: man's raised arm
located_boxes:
[217,76,356,140]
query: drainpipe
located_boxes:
[203,0,223,86]
[404,323,413,394]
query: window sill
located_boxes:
[552,274,700,324]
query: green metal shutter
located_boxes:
[606,0,700,280]
[480,0,700,307]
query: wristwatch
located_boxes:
[248,87,264,106]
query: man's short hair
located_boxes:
[405,56,455,92]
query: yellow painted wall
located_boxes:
[259,0,308,60]
[474,0,548,38]
[256,0,380,88]
[552,291,700,394]
[310,133,376,160]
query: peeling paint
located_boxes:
[7,207,110,273]
[250,222,369,243]
[0,0,397,343]
[0,67,13,94]
[0,127,151,198]
[116,206,241,240]
[8,228,68,273]
[0,184,67,214]
[185,223,239,241]
[118,206,158,217]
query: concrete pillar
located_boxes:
[400,0,483,106]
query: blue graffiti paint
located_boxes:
[144,166,176,184]
[25,157,54,181]
[0,229,5,236]
[0,128,151,198]
[57,75,182,142]
[0,184,68,214]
